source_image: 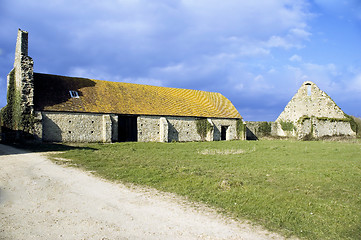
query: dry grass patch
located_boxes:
[198,148,245,155]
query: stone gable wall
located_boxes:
[272,81,355,139]
[277,82,345,123]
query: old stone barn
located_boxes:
[1,29,244,143]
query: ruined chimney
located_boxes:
[12,29,34,116]
[14,29,29,67]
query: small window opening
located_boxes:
[69,120,71,123]
[68,131,71,134]
[91,120,94,123]
[69,90,79,98]
[305,83,311,96]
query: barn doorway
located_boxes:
[221,126,228,140]
[118,115,138,142]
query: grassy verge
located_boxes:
[28,140,361,239]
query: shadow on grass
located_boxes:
[0,142,97,156]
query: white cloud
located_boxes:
[68,67,117,81]
[302,63,339,77]
[68,66,163,86]
[289,28,311,39]
[157,64,186,74]
[349,73,361,92]
[268,68,277,74]
[265,36,293,49]
[286,65,309,83]
[289,54,302,62]
[254,75,264,82]
[235,83,244,90]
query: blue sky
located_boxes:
[0,0,360,121]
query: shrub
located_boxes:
[236,119,245,139]
[350,116,361,138]
[280,120,295,131]
[258,122,271,136]
[196,118,213,141]
[344,114,358,134]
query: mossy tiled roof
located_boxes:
[34,73,241,119]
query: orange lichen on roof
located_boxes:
[34,73,241,119]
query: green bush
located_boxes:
[0,68,36,142]
[279,120,295,131]
[344,114,358,133]
[350,116,361,138]
[258,122,271,136]
[196,118,213,141]
[1,68,21,130]
[236,119,245,139]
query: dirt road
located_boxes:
[0,144,286,240]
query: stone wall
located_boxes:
[137,116,162,142]
[246,119,356,140]
[211,118,239,140]
[245,121,279,140]
[39,113,241,143]
[40,111,114,142]
[297,117,356,139]
[138,116,240,142]
[273,123,296,138]
[167,117,202,142]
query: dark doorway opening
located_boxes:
[118,115,138,142]
[221,126,228,140]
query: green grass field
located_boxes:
[42,140,360,239]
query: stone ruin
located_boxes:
[246,81,356,140]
